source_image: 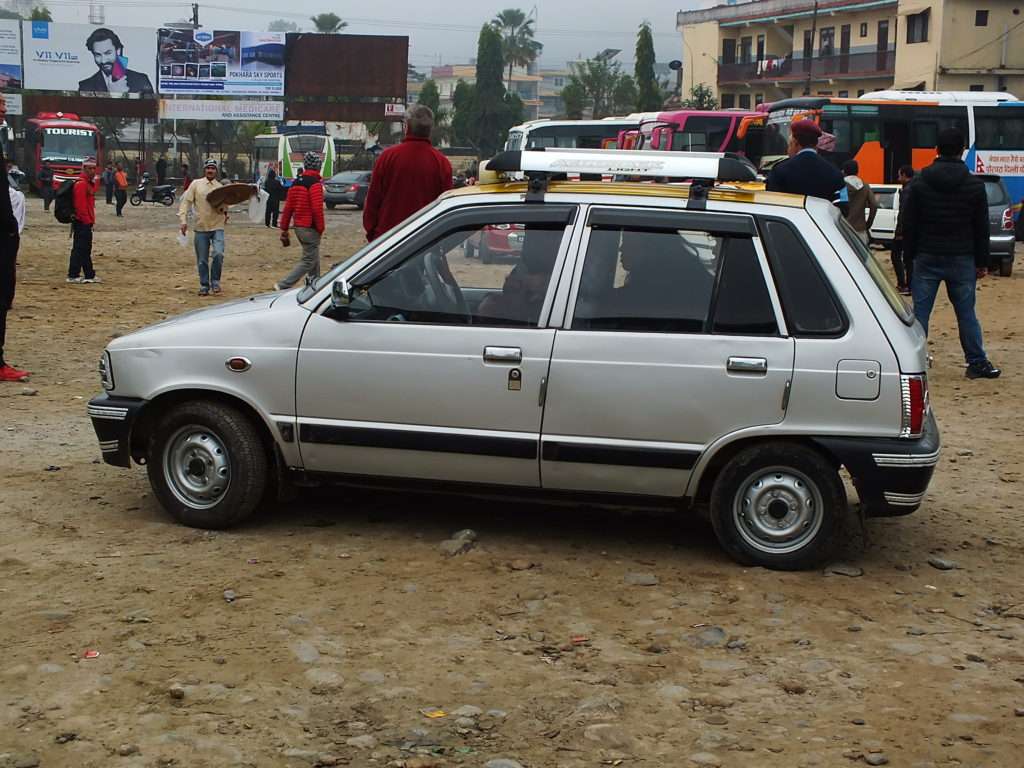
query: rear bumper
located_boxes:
[324,191,359,204]
[812,412,940,517]
[989,235,1015,257]
[88,395,146,468]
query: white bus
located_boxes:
[503,118,641,152]
[253,133,335,182]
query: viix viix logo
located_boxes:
[35,50,79,64]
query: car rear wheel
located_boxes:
[1000,255,1013,277]
[147,400,269,529]
[480,242,494,264]
[709,442,846,570]
[326,202,336,209]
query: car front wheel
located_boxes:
[147,400,269,529]
[709,442,845,570]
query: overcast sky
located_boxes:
[44,0,703,69]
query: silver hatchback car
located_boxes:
[89,150,939,570]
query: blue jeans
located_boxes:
[912,253,987,366]
[194,229,224,291]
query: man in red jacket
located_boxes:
[275,151,326,290]
[363,105,452,241]
[67,157,100,284]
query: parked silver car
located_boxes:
[89,149,939,570]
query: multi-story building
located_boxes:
[539,67,572,118]
[678,1,1024,108]
[430,64,543,121]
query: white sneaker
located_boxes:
[66,277,83,283]
[82,276,103,284]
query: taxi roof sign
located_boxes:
[485,148,757,183]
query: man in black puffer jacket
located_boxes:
[903,128,1001,380]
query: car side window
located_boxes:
[347,221,566,328]
[572,223,777,335]
[760,218,847,336]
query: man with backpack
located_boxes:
[264,161,283,228]
[840,159,878,246]
[65,157,100,284]
[37,161,54,211]
[275,152,325,290]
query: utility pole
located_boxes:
[192,3,200,28]
[804,0,818,96]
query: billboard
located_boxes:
[23,21,156,96]
[159,99,284,121]
[0,19,22,90]
[158,28,285,96]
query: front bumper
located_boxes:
[88,395,146,468]
[813,412,941,517]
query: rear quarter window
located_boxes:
[835,216,914,325]
[983,180,1009,206]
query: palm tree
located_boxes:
[491,8,543,91]
[310,12,347,33]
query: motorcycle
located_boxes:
[130,173,176,207]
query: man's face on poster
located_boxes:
[90,38,120,76]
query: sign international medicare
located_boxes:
[3,93,22,116]
[23,21,156,95]
[0,19,22,89]
[159,99,285,121]
[158,28,285,96]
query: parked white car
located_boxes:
[867,183,902,246]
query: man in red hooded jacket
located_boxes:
[67,157,100,284]
[363,105,452,241]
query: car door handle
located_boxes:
[727,356,768,374]
[484,346,522,364]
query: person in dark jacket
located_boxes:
[37,161,55,211]
[0,115,28,381]
[155,154,168,186]
[363,105,452,241]
[765,119,845,202]
[903,128,1000,379]
[263,162,284,228]
[891,164,915,294]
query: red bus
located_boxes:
[618,109,763,164]
[23,112,102,192]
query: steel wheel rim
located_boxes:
[163,425,231,510]
[733,466,824,555]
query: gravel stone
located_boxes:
[927,556,957,571]
[691,626,727,647]
[688,753,722,767]
[624,572,659,586]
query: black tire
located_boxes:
[161,193,175,207]
[146,400,269,529]
[326,202,336,209]
[709,442,846,570]
[480,242,493,264]
[129,194,142,206]
[1000,256,1013,277]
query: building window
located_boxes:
[820,27,835,57]
[722,39,736,65]
[755,92,764,105]
[721,93,736,108]
[860,22,868,37]
[838,90,849,98]
[756,34,765,61]
[970,84,984,91]
[803,29,813,58]
[738,93,751,109]
[976,10,989,26]
[740,36,752,64]
[907,9,930,43]
[553,77,563,87]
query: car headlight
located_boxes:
[99,351,114,391]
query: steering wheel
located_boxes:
[423,250,470,322]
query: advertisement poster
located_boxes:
[159,99,284,121]
[0,19,22,89]
[23,21,156,96]
[158,28,285,96]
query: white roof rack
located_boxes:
[486,148,755,183]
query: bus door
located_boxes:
[882,108,912,183]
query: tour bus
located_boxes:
[759,91,1024,202]
[23,112,102,192]
[503,118,639,152]
[618,109,762,164]
[254,133,334,183]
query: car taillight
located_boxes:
[900,374,928,438]
[1002,207,1014,231]
[349,184,359,192]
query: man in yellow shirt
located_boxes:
[178,159,228,296]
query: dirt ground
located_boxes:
[1,198,1023,768]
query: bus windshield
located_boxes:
[42,128,96,163]
[504,130,524,151]
[763,110,799,160]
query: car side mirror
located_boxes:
[329,278,353,320]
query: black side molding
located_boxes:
[299,423,538,460]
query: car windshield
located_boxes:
[330,172,366,183]
[836,215,913,325]
[983,180,1008,206]
[875,191,896,209]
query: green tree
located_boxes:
[268,19,299,33]
[634,23,661,111]
[310,12,346,33]
[613,75,638,115]
[684,83,717,110]
[473,24,511,157]
[449,79,475,146]
[417,79,441,114]
[559,79,586,119]
[491,8,542,91]
[570,54,629,119]
[29,6,53,21]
